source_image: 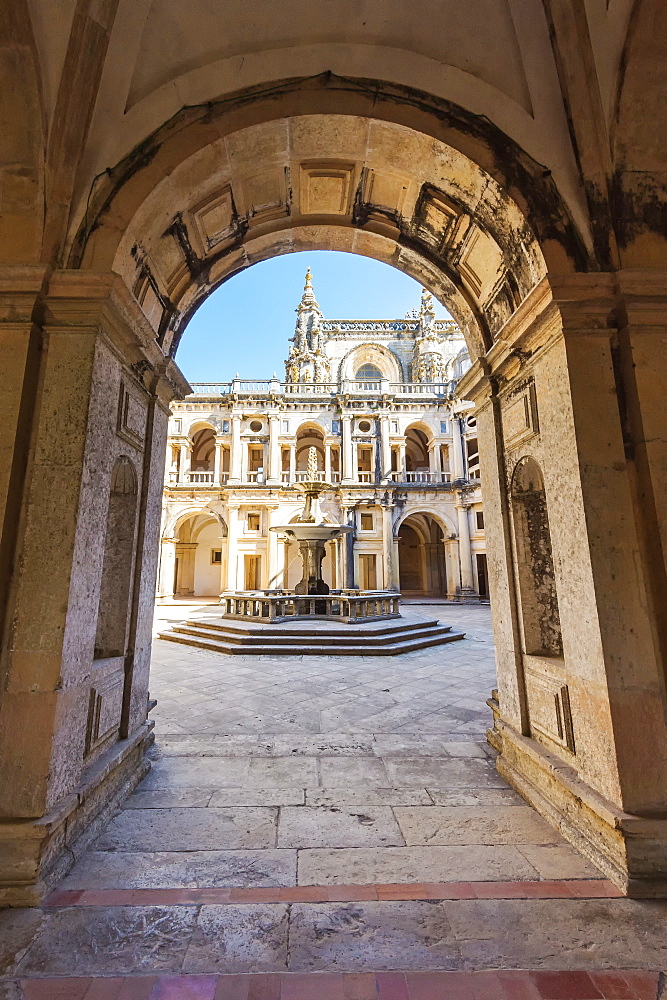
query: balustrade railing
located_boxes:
[168,469,453,487]
[184,381,454,398]
[219,591,401,622]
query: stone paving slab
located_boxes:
[297,846,542,885]
[182,904,289,973]
[277,806,404,849]
[383,758,506,789]
[318,758,392,787]
[208,789,306,807]
[272,737,375,757]
[516,845,602,880]
[393,805,563,847]
[93,808,278,852]
[58,850,297,890]
[444,898,667,970]
[288,901,461,972]
[142,759,318,789]
[306,788,432,807]
[15,907,199,976]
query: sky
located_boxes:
[174,250,453,381]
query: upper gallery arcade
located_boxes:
[1,0,666,906]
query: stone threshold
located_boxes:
[10,969,661,999]
[44,878,622,907]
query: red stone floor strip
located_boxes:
[16,971,661,1000]
[44,880,624,908]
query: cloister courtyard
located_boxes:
[2,604,667,998]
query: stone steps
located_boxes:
[157,615,466,656]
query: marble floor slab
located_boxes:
[297,845,542,885]
[393,805,562,847]
[59,849,297,890]
[92,808,278,852]
[277,806,404,849]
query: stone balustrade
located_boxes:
[219,590,401,622]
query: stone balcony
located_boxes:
[165,470,460,488]
[186,380,457,400]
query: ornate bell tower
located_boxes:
[285,269,331,384]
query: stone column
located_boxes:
[324,441,332,482]
[380,415,392,484]
[178,442,190,483]
[381,503,397,590]
[228,414,241,483]
[339,503,356,588]
[341,414,354,482]
[398,441,407,482]
[429,439,442,481]
[288,442,296,483]
[267,414,280,484]
[225,504,240,591]
[456,500,475,594]
[157,537,177,599]
[267,505,281,588]
[451,416,465,480]
[213,438,223,484]
[0,271,189,906]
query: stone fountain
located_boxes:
[270,447,352,597]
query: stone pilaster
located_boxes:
[0,270,189,905]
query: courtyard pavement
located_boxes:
[2,604,667,998]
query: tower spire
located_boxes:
[300,267,319,310]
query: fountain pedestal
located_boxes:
[271,449,352,598]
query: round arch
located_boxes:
[396,510,449,596]
[63,96,586,366]
[395,507,455,540]
[69,79,587,286]
[166,506,228,539]
[339,343,403,382]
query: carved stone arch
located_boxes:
[167,505,211,537]
[339,343,403,382]
[395,507,454,540]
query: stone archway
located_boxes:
[397,512,448,597]
[1,39,666,901]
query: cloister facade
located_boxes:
[158,277,486,602]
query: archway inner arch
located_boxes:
[70,107,563,365]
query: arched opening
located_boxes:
[7,41,665,905]
[189,427,215,478]
[172,512,226,599]
[398,513,447,597]
[295,424,326,482]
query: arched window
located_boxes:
[510,457,562,657]
[355,364,382,381]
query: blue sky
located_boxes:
[174,251,452,381]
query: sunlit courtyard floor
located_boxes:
[2,604,667,999]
